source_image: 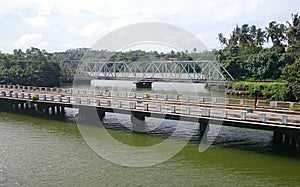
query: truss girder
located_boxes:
[77,61,233,81]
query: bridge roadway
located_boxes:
[0,85,300,147]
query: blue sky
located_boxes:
[0,0,299,53]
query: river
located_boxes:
[0,81,300,186]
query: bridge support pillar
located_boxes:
[76,106,105,126]
[135,81,152,89]
[273,131,283,145]
[198,122,209,144]
[97,108,105,120]
[131,112,146,133]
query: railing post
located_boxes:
[165,95,168,100]
[144,104,148,111]
[282,115,288,124]
[129,102,136,109]
[171,106,176,113]
[222,110,227,118]
[186,107,190,115]
[157,104,161,112]
[240,99,244,105]
[96,100,100,106]
[260,113,266,122]
[241,111,246,120]
[75,98,81,104]
[118,101,122,108]
[66,97,71,103]
[202,108,210,117]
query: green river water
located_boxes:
[0,112,300,187]
[1,81,300,186]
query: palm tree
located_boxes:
[217,33,227,48]
[266,21,286,47]
[286,13,300,46]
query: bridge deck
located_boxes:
[0,85,300,133]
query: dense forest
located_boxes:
[217,13,300,101]
[0,13,299,101]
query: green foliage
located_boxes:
[218,13,300,101]
[282,59,300,101]
[228,81,287,100]
[0,48,60,87]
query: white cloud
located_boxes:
[68,22,108,37]
[24,15,48,27]
[13,33,48,50]
[0,0,299,52]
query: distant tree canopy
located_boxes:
[217,13,300,101]
[217,13,300,81]
[0,47,60,87]
[0,47,216,86]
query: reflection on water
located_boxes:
[1,113,300,186]
[1,81,300,186]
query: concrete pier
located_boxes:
[131,112,146,133]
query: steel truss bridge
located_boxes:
[75,61,234,84]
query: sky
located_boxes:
[0,0,299,53]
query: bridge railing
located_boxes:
[1,84,300,111]
[1,85,299,126]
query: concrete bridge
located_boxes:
[75,61,234,88]
[0,84,300,149]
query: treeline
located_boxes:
[0,48,60,87]
[217,13,300,101]
[0,47,215,86]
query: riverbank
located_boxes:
[226,81,287,100]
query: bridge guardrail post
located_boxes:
[202,108,210,117]
[41,95,46,100]
[20,93,24,98]
[241,111,246,120]
[171,106,176,113]
[129,102,136,109]
[118,101,122,108]
[58,96,62,102]
[260,113,266,122]
[223,110,227,118]
[186,107,190,115]
[87,98,90,105]
[281,115,288,124]
[75,98,81,104]
[66,97,71,103]
[289,102,294,109]
[270,101,278,107]
[107,100,111,107]
[157,104,161,112]
[144,104,148,111]
[96,100,100,106]
[240,99,244,105]
[50,95,54,101]
[199,97,204,103]
[165,95,168,100]
[212,97,217,104]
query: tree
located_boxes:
[266,21,286,47]
[282,59,300,101]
